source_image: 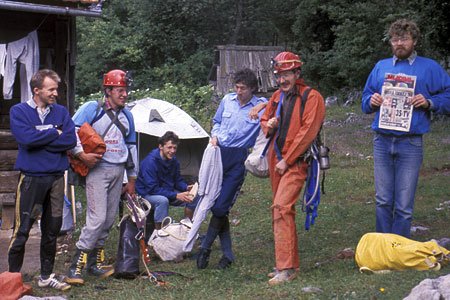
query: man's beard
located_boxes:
[393,47,413,60]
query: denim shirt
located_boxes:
[211,93,266,148]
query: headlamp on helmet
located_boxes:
[272,51,303,74]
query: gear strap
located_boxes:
[124,193,169,286]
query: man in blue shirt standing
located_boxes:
[136,131,196,230]
[362,19,450,238]
[8,69,76,291]
[197,68,266,269]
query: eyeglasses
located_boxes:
[390,37,412,44]
[274,71,295,80]
[111,87,128,94]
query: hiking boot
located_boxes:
[268,269,297,286]
[38,273,71,291]
[66,248,88,285]
[268,267,298,278]
[86,248,114,278]
[217,256,232,269]
[196,248,211,269]
[267,268,278,278]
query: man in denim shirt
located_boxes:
[196,68,266,270]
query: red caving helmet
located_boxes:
[103,69,127,87]
[271,51,303,74]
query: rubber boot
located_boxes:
[217,216,234,269]
[86,248,115,278]
[197,215,224,269]
[196,248,212,269]
[66,248,88,285]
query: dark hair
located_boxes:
[389,19,420,41]
[233,68,258,93]
[158,131,179,146]
[30,69,61,92]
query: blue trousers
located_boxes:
[210,146,248,217]
[373,133,423,238]
[143,194,198,223]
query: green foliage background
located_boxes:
[76,0,449,101]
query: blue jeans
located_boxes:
[143,194,198,223]
[373,133,423,238]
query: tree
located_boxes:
[75,0,449,98]
[290,0,449,96]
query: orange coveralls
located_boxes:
[261,80,325,270]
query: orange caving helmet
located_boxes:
[103,69,127,87]
[272,51,303,74]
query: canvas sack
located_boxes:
[148,217,193,262]
[355,232,450,272]
[0,272,32,300]
[245,128,269,178]
[69,122,106,176]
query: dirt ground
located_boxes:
[0,223,42,277]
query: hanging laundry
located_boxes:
[3,30,39,102]
[0,44,6,78]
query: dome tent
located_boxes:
[127,98,209,179]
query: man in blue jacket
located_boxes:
[362,19,450,238]
[136,131,195,230]
[8,69,76,291]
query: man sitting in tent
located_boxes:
[136,131,196,229]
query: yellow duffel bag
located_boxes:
[355,232,450,272]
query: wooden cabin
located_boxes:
[0,0,103,229]
[210,45,284,97]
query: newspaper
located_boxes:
[378,73,416,132]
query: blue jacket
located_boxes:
[10,102,76,176]
[362,55,450,135]
[135,148,188,200]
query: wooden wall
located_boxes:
[0,8,76,229]
[213,45,284,96]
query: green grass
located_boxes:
[34,105,449,299]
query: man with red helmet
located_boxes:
[66,69,138,285]
[260,51,325,285]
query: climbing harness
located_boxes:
[123,193,169,286]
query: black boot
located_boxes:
[86,248,114,278]
[196,215,225,269]
[66,248,88,285]
[196,248,211,269]
[217,216,234,269]
[217,255,233,269]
